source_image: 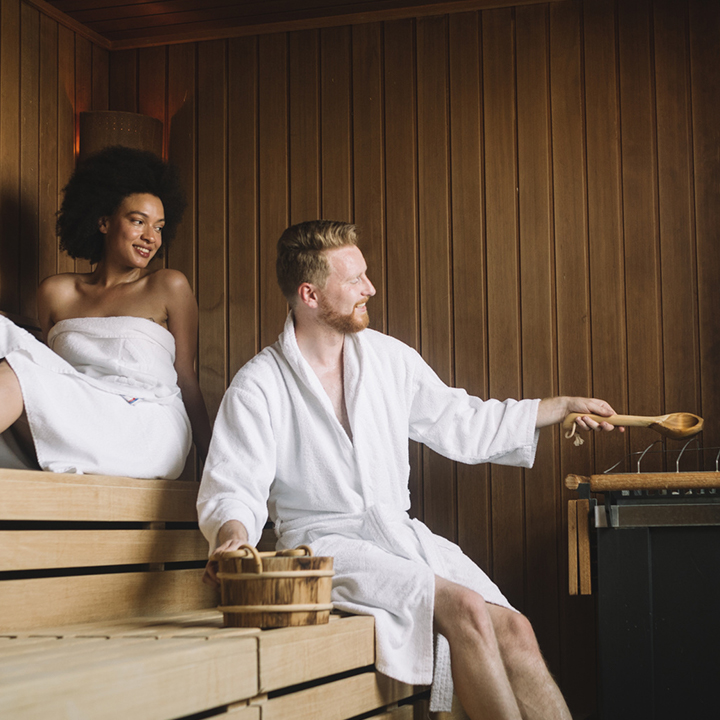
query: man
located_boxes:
[198,220,620,720]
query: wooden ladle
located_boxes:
[562,412,704,440]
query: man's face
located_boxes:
[316,246,376,334]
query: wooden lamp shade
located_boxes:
[78,111,163,160]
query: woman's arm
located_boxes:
[162,270,212,460]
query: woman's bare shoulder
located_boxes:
[145,268,193,296]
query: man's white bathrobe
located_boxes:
[197,313,540,711]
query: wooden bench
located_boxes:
[0,469,432,719]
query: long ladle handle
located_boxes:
[561,413,660,432]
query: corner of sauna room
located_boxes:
[1,1,719,719]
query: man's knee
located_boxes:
[435,580,494,641]
[490,607,542,659]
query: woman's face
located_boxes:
[99,193,165,268]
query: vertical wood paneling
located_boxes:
[383,19,422,518]
[618,0,663,464]
[20,2,40,319]
[289,30,320,224]
[549,2,595,711]
[38,13,58,284]
[74,35,92,274]
[516,2,560,669]
[138,46,166,128]
[57,25,75,274]
[690,0,720,453]
[1,0,21,313]
[4,2,720,715]
[417,15,454,542]
[320,26,352,220]
[197,40,228,421]
[352,23,386,332]
[448,11,491,571]
[654,0,700,426]
[584,0,627,473]
[108,48,137,112]
[167,42,198,482]
[91,44,108,110]
[258,33,289,348]
[227,36,259,376]
[483,7,523,606]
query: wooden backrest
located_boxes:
[0,469,217,631]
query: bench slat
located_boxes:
[258,614,375,692]
[260,671,416,720]
[0,529,208,571]
[0,637,258,720]
[0,470,199,522]
[0,568,217,631]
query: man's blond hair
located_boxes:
[276,220,358,303]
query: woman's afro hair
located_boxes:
[57,145,187,264]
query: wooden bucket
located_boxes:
[214,544,334,629]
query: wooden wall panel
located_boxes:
[19,2,40,319]
[257,33,289,349]
[4,1,720,716]
[1,0,21,314]
[548,2,595,710]
[654,0,700,431]
[417,15,454,543]
[383,19,421,517]
[690,0,720,453]
[352,23,386,332]
[197,40,228,420]
[483,7,523,606]
[584,0,627,474]
[289,30,320,224]
[449,11,490,570]
[227,37,259,376]
[319,26,352,220]
[516,2,560,669]
[618,0,663,466]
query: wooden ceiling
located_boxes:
[33,0,550,49]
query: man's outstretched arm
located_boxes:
[536,396,623,432]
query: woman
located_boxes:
[0,145,210,478]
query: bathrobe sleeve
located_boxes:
[197,382,277,551]
[406,351,540,468]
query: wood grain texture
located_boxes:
[228,36,260,376]
[352,22,386,332]
[261,671,416,720]
[0,569,217,631]
[258,32,289,348]
[0,636,257,720]
[320,26,352,220]
[449,11,491,571]
[289,29,321,224]
[516,1,560,667]
[197,40,228,419]
[0,470,200,522]
[483,7,523,607]
[257,614,375,692]
[417,14,455,542]
[618,0,663,467]
[0,529,208,571]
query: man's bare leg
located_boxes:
[434,576,571,720]
[0,360,24,432]
[487,603,572,720]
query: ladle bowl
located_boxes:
[562,412,704,440]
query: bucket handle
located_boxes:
[218,543,314,574]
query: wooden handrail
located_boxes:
[565,471,720,492]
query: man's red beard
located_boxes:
[318,298,370,334]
